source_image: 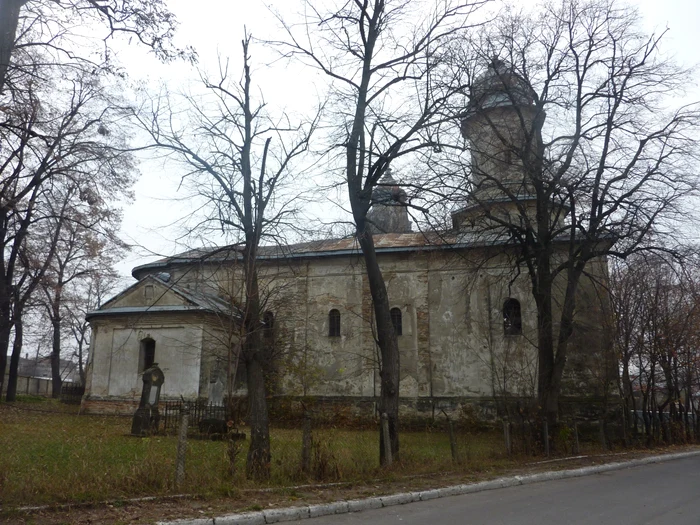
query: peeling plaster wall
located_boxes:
[86,242,613,417]
[83,313,229,414]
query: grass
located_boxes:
[0,400,523,507]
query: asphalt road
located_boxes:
[290,456,700,525]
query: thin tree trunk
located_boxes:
[535,274,556,423]
[357,231,400,464]
[51,317,61,397]
[0,290,10,394]
[245,350,270,480]
[77,330,86,385]
[5,306,22,401]
[242,248,271,480]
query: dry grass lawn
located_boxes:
[0,398,517,508]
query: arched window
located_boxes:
[139,338,156,372]
[503,299,522,336]
[263,311,274,338]
[328,309,341,337]
[390,307,403,336]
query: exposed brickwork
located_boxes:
[81,396,140,415]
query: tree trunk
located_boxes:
[0,288,10,394]
[357,230,400,464]
[242,245,271,480]
[77,331,86,385]
[51,318,62,397]
[245,346,270,480]
[534,267,557,425]
[0,0,25,93]
[5,306,21,401]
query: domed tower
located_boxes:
[452,58,545,230]
[367,168,412,234]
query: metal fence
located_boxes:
[59,382,85,404]
[161,400,228,435]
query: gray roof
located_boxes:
[86,274,238,321]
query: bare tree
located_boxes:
[436,0,700,428]
[1,0,171,397]
[612,253,700,444]
[0,47,135,399]
[275,0,487,465]
[35,178,127,396]
[132,33,316,480]
[0,0,192,93]
[66,267,121,385]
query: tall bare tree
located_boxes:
[35,178,127,397]
[132,33,316,480]
[0,46,135,399]
[439,0,700,427]
[275,0,486,464]
[1,0,176,396]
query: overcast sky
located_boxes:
[111,0,700,280]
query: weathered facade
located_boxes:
[82,60,615,420]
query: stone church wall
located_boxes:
[85,242,614,420]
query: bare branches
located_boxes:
[0,0,194,93]
[437,0,700,424]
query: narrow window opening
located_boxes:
[263,311,274,338]
[144,284,154,300]
[328,309,341,337]
[503,298,522,336]
[390,307,403,336]
[139,338,156,372]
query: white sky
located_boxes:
[111,0,700,281]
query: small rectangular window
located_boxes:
[144,285,154,300]
[329,309,341,337]
[390,308,402,336]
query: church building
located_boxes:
[81,61,613,420]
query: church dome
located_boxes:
[367,168,411,234]
[464,58,536,118]
[371,169,407,206]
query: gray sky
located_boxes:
[113,0,700,280]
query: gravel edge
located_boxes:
[156,450,700,525]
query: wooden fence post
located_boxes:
[175,404,189,488]
[599,419,607,450]
[543,420,550,457]
[503,418,511,456]
[381,413,392,466]
[447,417,459,462]
[301,411,312,474]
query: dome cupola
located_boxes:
[367,168,412,234]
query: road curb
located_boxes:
[156,450,700,525]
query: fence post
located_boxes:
[543,420,550,457]
[573,420,580,455]
[599,419,607,450]
[447,417,459,462]
[620,405,628,447]
[301,411,312,474]
[503,418,511,456]
[175,404,189,488]
[381,413,392,466]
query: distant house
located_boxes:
[1,355,80,396]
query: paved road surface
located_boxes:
[290,456,700,524]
